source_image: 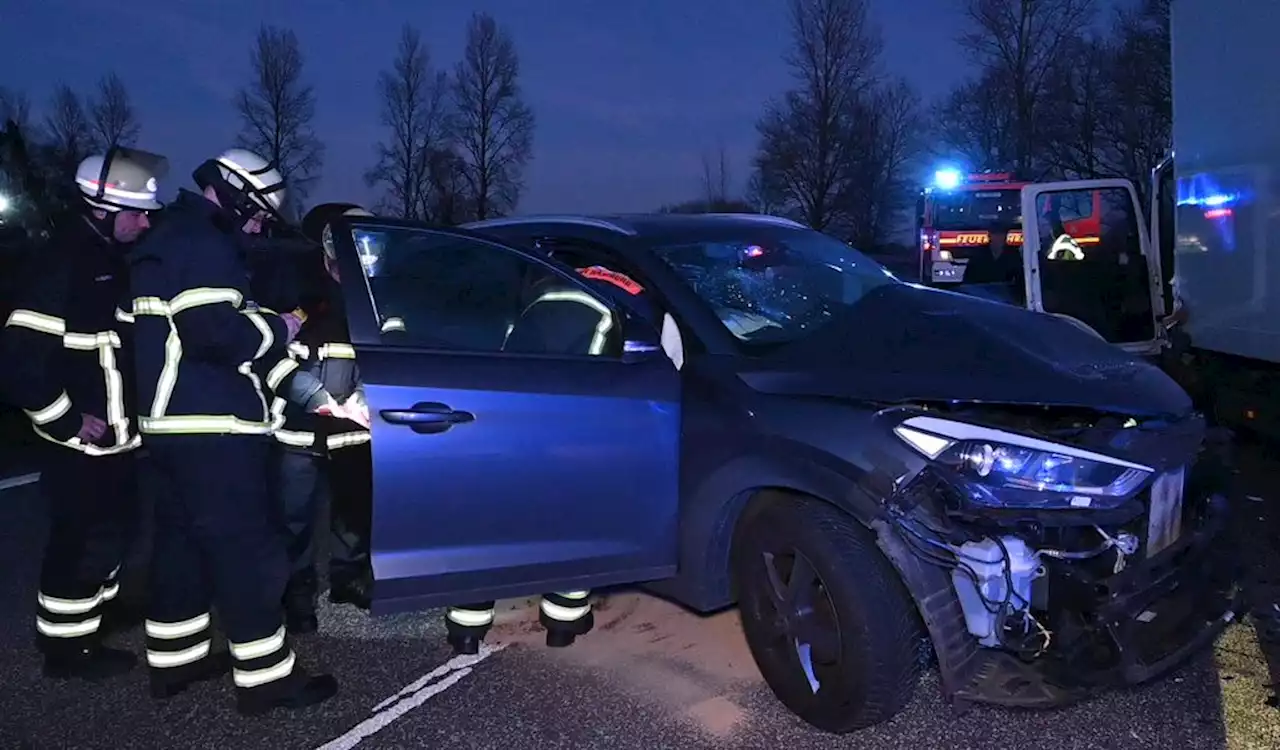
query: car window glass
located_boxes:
[649,228,896,345]
[348,225,618,357]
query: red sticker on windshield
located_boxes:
[579,266,644,295]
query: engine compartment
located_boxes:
[884,402,1240,701]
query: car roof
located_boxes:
[461,212,807,238]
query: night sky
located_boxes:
[6,0,1038,214]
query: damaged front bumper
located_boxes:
[951,492,1241,708]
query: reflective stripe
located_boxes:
[63,331,121,350]
[5,309,66,335]
[265,358,299,391]
[559,591,589,600]
[318,343,356,359]
[37,616,101,638]
[135,289,281,434]
[381,317,405,333]
[38,590,103,615]
[234,651,296,688]
[288,342,310,360]
[170,287,243,314]
[31,428,141,456]
[274,428,315,447]
[230,626,286,661]
[327,431,370,450]
[115,307,135,324]
[540,598,591,623]
[529,291,614,355]
[25,391,72,425]
[242,309,274,360]
[147,640,211,668]
[139,415,275,435]
[447,608,495,627]
[146,613,211,640]
[75,176,158,203]
[100,581,120,602]
[23,328,135,450]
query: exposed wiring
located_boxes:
[890,507,1052,656]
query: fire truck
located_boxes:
[918,169,1104,300]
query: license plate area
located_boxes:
[1146,466,1186,558]
[931,260,967,282]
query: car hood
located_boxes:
[737,284,1192,418]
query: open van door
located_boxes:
[1020,179,1167,356]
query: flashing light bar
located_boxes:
[931,168,1016,190]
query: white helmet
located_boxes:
[194,148,287,221]
[75,147,168,212]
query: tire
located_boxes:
[732,494,923,733]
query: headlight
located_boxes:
[893,416,1154,510]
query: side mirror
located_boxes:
[620,313,662,363]
[620,312,684,370]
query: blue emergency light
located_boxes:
[934,168,963,190]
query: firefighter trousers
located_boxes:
[35,446,137,655]
[446,592,594,646]
[276,444,371,594]
[145,435,300,698]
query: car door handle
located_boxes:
[380,402,475,434]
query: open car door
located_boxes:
[1020,179,1167,356]
[327,217,681,615]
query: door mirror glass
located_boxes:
[348,224,621,358]
[1032,186,1156,344]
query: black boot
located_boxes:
[149,651,232,699]
[235,672,339,716]
[447,633,482,655]
[543,610,595,649]
[283,577,318,635]
[43,644,137,680]
[328,569,372,610]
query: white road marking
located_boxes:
[314,642,506,750]
[0,472,39,491]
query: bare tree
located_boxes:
[956,0,1097,176]
[235,25,325,205]
[0,87,31,131]
[844,79,924,248]
[701,141,731,206]
[45,86,96,169]
[38,85,94,213]
[934,69,1019,170]
[752,0,919,244]
[424,146,470,225]
[1037,35,1109,179]
[88,73,141,150]
[365,25,453,220]
[1099,0,1170,203]
[452,12,535,221]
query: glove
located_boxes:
[280,312,303,341]
[77,414,108,443]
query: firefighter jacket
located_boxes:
[275,278,369,455]
[127,190,299,437]
[0,218,140,455]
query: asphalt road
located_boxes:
[3,443,1280,750]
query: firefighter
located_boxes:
[0,148,163,679]
[128,148,337,714]
[275,204,375,634]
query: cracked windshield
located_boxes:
[651,231,897,344]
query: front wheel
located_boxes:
[733,495,923,733]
